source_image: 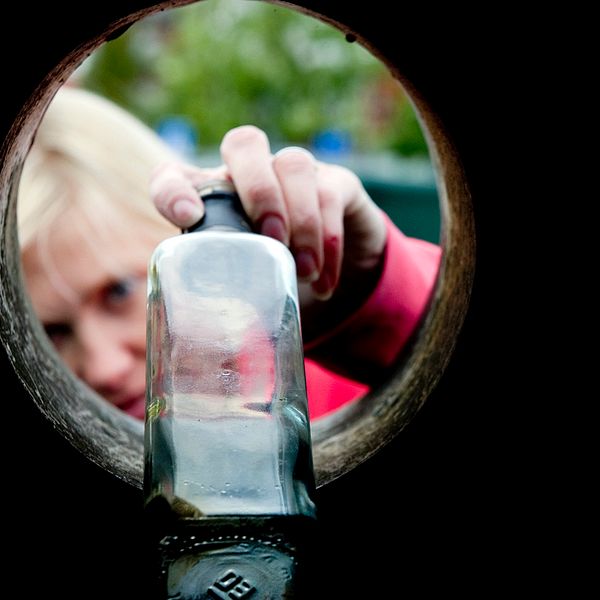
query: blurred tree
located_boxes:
[80,0,428,157]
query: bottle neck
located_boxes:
[183,189,252,234]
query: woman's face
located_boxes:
[21,206,166,420]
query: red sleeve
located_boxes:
[304,211,442,401]
[304,357,369,420]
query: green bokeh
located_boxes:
[80,0,429,157]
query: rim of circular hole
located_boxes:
[0,0,475,490]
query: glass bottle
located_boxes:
[144,181,316,598]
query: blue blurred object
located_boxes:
[155,116,199,160]
[311,128,353,159]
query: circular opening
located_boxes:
[0,0,474,489]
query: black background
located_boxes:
[1,3,558,597]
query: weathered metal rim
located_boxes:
[0,0,475,490]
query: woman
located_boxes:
[18,86,441,420]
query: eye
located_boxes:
[105,277,136,302]
[44,322,72,348]
[102,276,143,310]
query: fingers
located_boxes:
[311,184,344,300]
[271,146,322,282]
[220,126,290,246]
[221,127,326,285]
[150,161,228,229]
[150,125,365,300]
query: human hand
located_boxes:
[150,125,386,307]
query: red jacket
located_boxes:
[304,212,442,420]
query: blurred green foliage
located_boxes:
[79,0,428,157]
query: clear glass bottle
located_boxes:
[144,180,316,523]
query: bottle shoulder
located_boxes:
[154,231,290,256]
[150,231,296,274]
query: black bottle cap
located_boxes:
[183,180,252,234]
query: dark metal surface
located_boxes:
[0,2,539,597]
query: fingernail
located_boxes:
[295,248,319,282]
[172,199,203,226]
[260,214,289,245]
[312,272,334,301]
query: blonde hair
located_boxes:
[18,85,180,252]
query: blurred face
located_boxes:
[21,207,168,420]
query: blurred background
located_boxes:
[74,0,440,243]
